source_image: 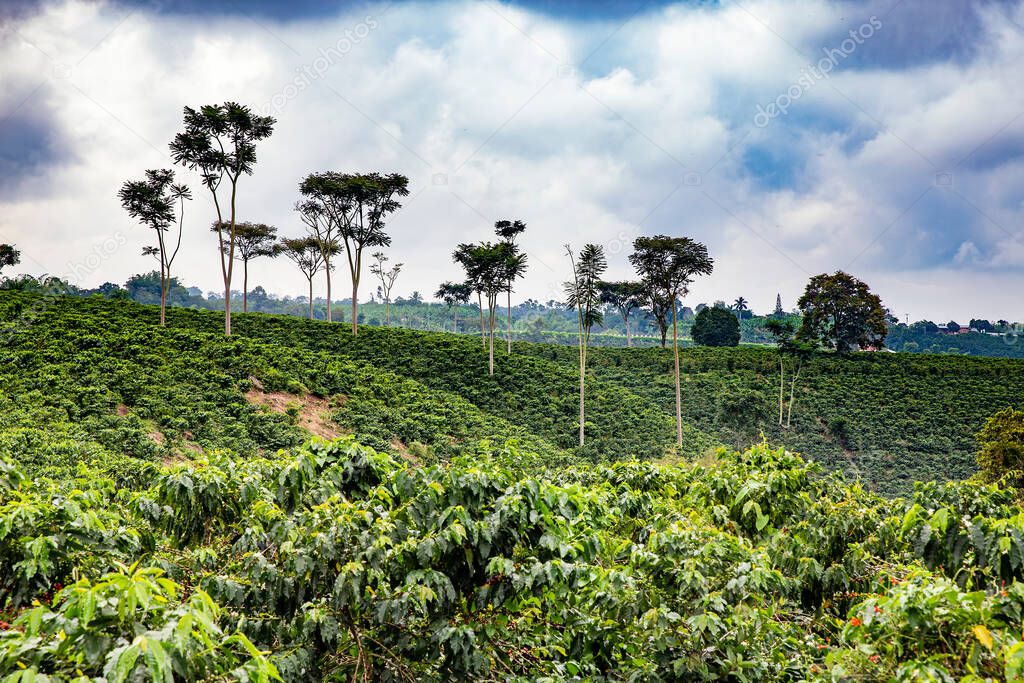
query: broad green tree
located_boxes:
[495,219,528,354]
[564,243,607,447]
[691,306,740,347]
[0,244,19,277]
[279,236,331,320]
[296,178,345,322]
[598,281,644,347]
[453,243,488,348]
[118,169,191,326]
[329,172,409,335]
[630,235,713,447]
[214,221,278,313]
[797,271,887,353]
[455,242,512,375]
[170,102,275,335]
[369,251,402,325]
[435,281,472,333]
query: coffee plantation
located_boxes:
[2,292,1024,681]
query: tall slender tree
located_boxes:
[765,319,816,428]
[279,236,330,320]
[369,251,402,325]
[565,243,607,447]
[454,242,511,375]
[630,235,714,447]
[495,219,528,354]
[453,243,488,348]
[170,102,275,335]
[118,169,191,326]
[213,221,278,313]
[435,281,472,333]
[598,281,644,347]
[295,183,343,322]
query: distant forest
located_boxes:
[3,269,1022,356]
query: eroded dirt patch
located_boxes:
[245,390,346,440]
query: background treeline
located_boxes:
[6,271,1023,358]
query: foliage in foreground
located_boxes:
[4,439,1024,681]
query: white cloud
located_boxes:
[0,0,1022,321]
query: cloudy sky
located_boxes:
[1,0,1023,320]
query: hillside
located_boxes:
[3,292,1019,495]
[3,293,1024,680]
[521,344,1024,496]
[0,293,716,478]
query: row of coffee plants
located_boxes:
[520,343,1024,495]
[3,440,1024,680]
[0,293,567,479]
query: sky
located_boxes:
[1,0,1023,321]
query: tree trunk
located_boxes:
[224,182,238,337]
[351,274,359,335]
[786,360,802,428]
[242,260,248,313]
[623,313,631,347]
[224,278,232,336]
[159,271,167,326]
[308,278,314,320]
[325,260,332,323]
[778,358,785,427]
[660,325,667,348]
[672,304,682,447]
[506,288,512,354]
[488,300,495,376]
[453,309,458,334]
[386,300,390,325]
[478,292,486,348]
[578,321,585,446]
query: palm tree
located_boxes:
[495,219,527,354]
[565,243,607,447]
[733,296,748,312]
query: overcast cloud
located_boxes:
[1,0,1023,320]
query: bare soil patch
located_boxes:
[245,390,346,440]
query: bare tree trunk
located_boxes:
[488,299,496,376]
[506,288,512,354]
[672,305,682,447]
[578,320,585,446]
[159,261,167,326]
[351,278,359,334]
[242,260,248,313]
[786,360,802,428]
[478,292,485,348]
[224,279,232,335]
[624,314,632,347]
[224,181,238,337]
[778,358,785,427]
[386,300,390,325]
[453,309,458,333]
[324,260,332,323]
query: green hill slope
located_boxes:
[157,304,718,460]
[0,293,571,478]
[518,343,1024,495]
